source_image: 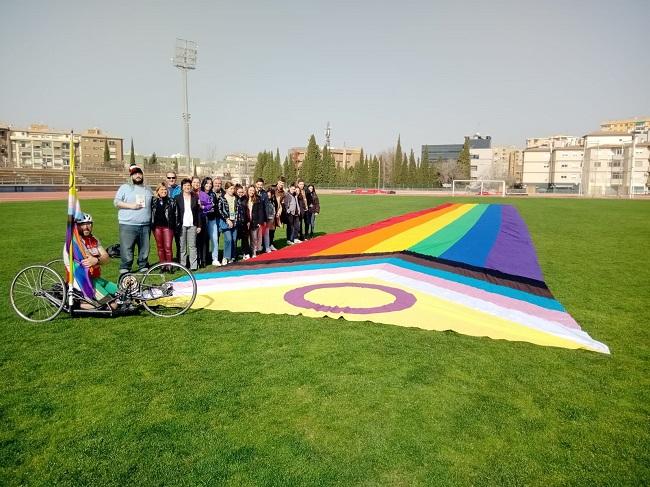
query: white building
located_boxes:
[522,148,551,186]
[550,147,583,188]
[526,135,582,150]
[582,131,649,196]
[10,125,81,169]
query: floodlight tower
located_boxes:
[172,38,197,175]
[325,121,331,148]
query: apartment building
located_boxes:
[80,128,123,167]
[522,148,551,186]
[549,147,584,187]
[0,123,9,168]
[526,135,582,149]
[492,146,523,183]
[582,131,649,196]
[10,125,81,169]
[600,116,650,133]
[289,146,362,170]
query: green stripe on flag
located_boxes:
[409,204,489,257]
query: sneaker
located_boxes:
[270,245,277,251]
[119,268,129,275]
[211,261,221,267]
[293,239,302,244]
[141,288,164,300]
[221,258,228,266]
[265,248,272,253]
[138,267,149,273]
[243,254,250,260]
[287,240,294,245]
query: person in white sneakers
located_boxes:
[284,182,302,244]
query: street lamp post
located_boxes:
[172,38,197,175]
[629,131,638,199]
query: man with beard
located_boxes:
[75,212,118,302]
[114,165,153,274]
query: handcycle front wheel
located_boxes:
[140,262,197,318]
[11,265,67,322]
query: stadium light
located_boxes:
[172,38,197,175]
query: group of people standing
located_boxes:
[114,166,320,273]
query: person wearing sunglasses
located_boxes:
[165,171,182,261]
[166,172,181,199]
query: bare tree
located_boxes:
[437,160,460,184]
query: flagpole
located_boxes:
[67,131,75,308]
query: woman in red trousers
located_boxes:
[151,182,177,270]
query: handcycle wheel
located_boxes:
[140,262,197,318]
[41,258,66,284]
[11,265,66,322]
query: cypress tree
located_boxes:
[370,155,379,188]
[129,138,135,165]
[103,139,110,163]
[393,135,403,186]
[457,137,471,179]
[286,154,298,184]
[150,152,157,166]
[283,156,290,178]
[408,149,417,187]
[302,135,321,183]
[254,151,266,179]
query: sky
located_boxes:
[1,0,648,160]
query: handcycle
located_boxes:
[10,260,197,322]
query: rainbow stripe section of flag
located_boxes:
[63,136,95,300]
[183,203,609,354]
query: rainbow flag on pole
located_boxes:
[63,134,95,300]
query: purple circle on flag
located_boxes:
[284,282,416,314]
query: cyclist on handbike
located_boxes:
[71,213,121,309]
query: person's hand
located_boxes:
[227,219,233,228]
[81,256,98,268]
[315,212,319,216]
[196,227,201,234]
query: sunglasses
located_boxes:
[167,176,176,180]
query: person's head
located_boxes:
[277,176,286,190]
[246,185,257,199]
[308,184,315,194]
[297,179,305,190]
[267,187,275,199]
[224,181,235,195]
[201,177,213,193]
[130,165,144,185]
[165,171,177,186]
[213,177,223,191]
[255,178,264,191]
[155,182,168,198]
[76,213,94,237]
[191,176,201,192]
[289,182,297,194]
[235,184,245,198]
[181,178,192,193]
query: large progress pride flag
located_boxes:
[187,203,609,354]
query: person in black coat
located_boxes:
[174,178,202,271]
[151,182,177,268]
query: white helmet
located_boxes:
[76,213,93,224]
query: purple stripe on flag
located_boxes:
[485,206,543,281]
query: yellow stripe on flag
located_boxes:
[364,203,477,253]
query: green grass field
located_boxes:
[1,195,648,486]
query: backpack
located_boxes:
[265,198,275,220]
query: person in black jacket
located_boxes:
[174,178,202,271]
[243,184,266,258]
[234,184,251,260]
[151,182,177,270]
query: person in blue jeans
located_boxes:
[114,166,153,274]
[217,181,239,265]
